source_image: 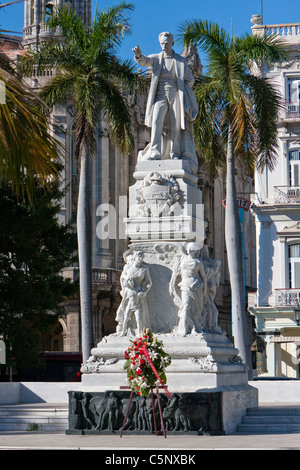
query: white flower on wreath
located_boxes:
[159,357,166,369]
[149,351,158,361]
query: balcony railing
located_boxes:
[275,289,300,307]
[264,24,300,38]
[23,25,33,37]
[23,23,60,39]
[32,64,53,79]
[62,268,121,286]
[252,22,300,41]
[283,102,300,119]
[274,186,300,204]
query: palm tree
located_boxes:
[0,1,62,200]
[20,3,138,364]
[179,20,288,378]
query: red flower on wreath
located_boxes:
[123,328,171,397]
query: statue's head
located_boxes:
[158,32,174,54]
[133,251,144,265]
[186,242,202,257]
[124,252,133,263]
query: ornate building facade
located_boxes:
[249,16,300,377]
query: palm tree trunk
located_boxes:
[77,146,93,365]
[225,123,253,380]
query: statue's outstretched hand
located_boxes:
[133,44,142,59]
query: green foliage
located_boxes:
[0,181,78,372]
[26,423,39,431]
[0,50,62,202]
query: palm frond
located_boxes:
[0,68,62,200]
[19,40,83,78]
[193,75,227,174]
[73,72,100,126]
[48,7,88,51]
[231,94,257,172]
[91,2,134,53]
[178,19,231,55]
[98,56,142,92]
[94,76,133,154]
[233,32,289,65]
[40,71,76,106]
[245,74,283,170]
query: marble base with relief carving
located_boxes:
[74,332,257,434]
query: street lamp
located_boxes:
[294,302,300,326]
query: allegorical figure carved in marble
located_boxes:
[170,242,207,336]
[168,243,222,336]
[133,32,199,173]
[202,246,222,334]
[115,251,152,336]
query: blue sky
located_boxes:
[2,0,300,69]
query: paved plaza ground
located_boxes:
[0,429,299,451]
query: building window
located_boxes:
[289,150,300,187]
[45,1,54,22]
[286,77,300,117]
[289,244,300,288]
[51,323,64,351]
[288,77,300,103]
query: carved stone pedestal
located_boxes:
[125,160,205,242]
[80,333,248,390]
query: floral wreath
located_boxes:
[124,328,172,397]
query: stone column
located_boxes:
[24,0,29,28]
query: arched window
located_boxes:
[51,323,64,351]
[45,1,54,22]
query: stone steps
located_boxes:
[237,406,300,434]
[3,403,300,434]
[0,404,68,432]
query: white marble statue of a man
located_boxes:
[133,32,199,173]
